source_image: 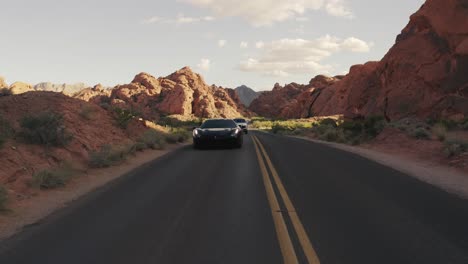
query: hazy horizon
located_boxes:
[1,0,425,91]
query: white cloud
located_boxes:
[183,0,353,26]
[239,36,372,76]
[218,39,227,48]
[325,0,354,19]
[142,14,215,25]
[341,37,373,52]
[197,58,211,71]
[296,17,309,22]
[255,41,265,49]
[240,41,248,48]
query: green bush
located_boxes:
[113,108,139,129]
[411,128,431,140]
[0,115,14,148]
[363,116,386,138]
[437,119,458,130]
[319,118,338,128]
[462,120,468,130]
[88,144,136,168]
[0,185,8,211]
[443,139,468,158]
[20,112,72,147]
[432,124,447,141]
[138,130,166,150]
[166,128,191,143]
[31,165,75,189]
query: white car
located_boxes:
[233,118,249,134]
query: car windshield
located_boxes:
[201,119,238,129]
[234,119,246,123]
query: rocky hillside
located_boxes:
[0,92,134,193]
[250,75,341,118]
[250,0,468,121]
[235,85,259,107]
[76,67,249,120]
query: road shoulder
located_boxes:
[0,143,189,241]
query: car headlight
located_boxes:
[193,129,201,138]
[230,128,241,137]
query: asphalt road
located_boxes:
[0,131,468,264]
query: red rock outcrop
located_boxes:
[251,0,468,121]
[249,75,340,118]
[312,0,468,121]
[0,92,134,194]
[79,67,249,120]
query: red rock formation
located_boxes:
[0,92,134,194]
[251,0,468,121]
[313,0,468,121]
[78,67,249,120]
[249,75,340,118]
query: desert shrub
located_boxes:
[443,139,468,158]
[251,120,274,129]
[0,185,7,211]
[411,128,431,140]
[88,144,136,168]
[79,105,97,120]
[432,124,447,141]
[20,111,72,147]
[0,115,14,148]
[363,116,386,138]
[31,165,75,189]
[113,108,139,129]
[134,142,147,151]
[0,88,12,96]
[164,128,191,144]
[319,118,338,128]
[437,119,458,130]
[138,130,166,150]
[462,120,468,130]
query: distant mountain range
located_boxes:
[235,85,259,107]
[34,82,88,95]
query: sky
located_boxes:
[0,0,425,91]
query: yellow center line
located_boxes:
[253,135,321,264]
[252,137,299,264]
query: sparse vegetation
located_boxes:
[411,127,431,140]
[137,130,167,150]
[79,104,97,120]
[432,124,447,141]
[88,144,137,168]
[19,111,72,147]
[0,185,8,211]
[113,108,139,129]
[443,139,468,158]
[165,128,191,144]
[0,115,14,148]
[31,164,76,189]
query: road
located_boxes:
[0,132,468,264]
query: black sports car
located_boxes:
[193,119,243,149]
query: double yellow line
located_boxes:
[252,135,320,264]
